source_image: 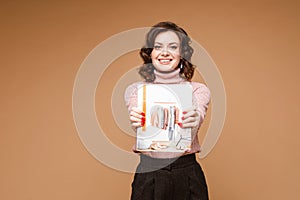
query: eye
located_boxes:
[154,45,162,50]
[169,45,178,50]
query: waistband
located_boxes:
[139,153,197,171]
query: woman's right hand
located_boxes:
[129,107,145,130]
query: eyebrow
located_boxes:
[154,42,179,45]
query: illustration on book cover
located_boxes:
[137,84,192,152]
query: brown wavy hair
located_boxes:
[139,21,195,82]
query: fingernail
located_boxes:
[181,116,185,120]
[177,122,182,128]
[141,117,145,125]
[141,119,145,126]
[182,111,187,114]
[141,112,145,117]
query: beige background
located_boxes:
[1,0,299,199]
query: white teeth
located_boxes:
[159,59,172,63]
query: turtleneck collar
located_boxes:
[153,68,186,84]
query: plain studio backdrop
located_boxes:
[0,0,299,199]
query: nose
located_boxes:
[161,47,169,56]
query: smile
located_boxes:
[158,59,173,64]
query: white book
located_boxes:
[136,84,192,152]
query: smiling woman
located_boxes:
[125,21,211,200]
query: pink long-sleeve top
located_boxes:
[124,68,211,158]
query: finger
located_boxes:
[182,116,199,124]
[182,121,198,128]
[130,110,144,119]
[130,111,142,119]
[182,107,199,117]
[132,107,145,115]
[131,122,142,127]
[182,110,198,120]
[130,115,145,127]
[130,115,143,122]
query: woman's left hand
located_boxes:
[181,107,201,128]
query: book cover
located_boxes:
[136,84,192,152]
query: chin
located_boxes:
[154,64,177,72]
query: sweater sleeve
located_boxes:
[124,82,139,113]
[191,82,211,125]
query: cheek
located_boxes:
[172,49,181,59]
[175,49,181,57]
[151,51,159,62]
[151,50,158,58]
[174,53,181,61]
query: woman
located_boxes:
[125,21,210,200]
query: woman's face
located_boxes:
[151,31,181,72]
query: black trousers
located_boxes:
[131,154,209,200]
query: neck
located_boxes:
[153,68,185,84]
